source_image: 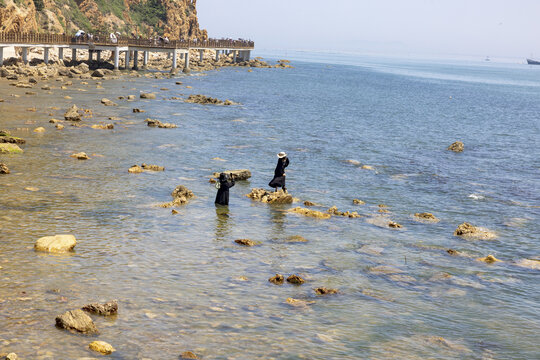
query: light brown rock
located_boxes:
[447,141,464,152]
[269,274,284,285]
[89,341,115,355]
[55,309,98,333]
[35,234,76,253]
[289,207,331,219]
[71,152,90,160]
[287,274,305,285]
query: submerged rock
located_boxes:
[128,165,144,173]
[388,221,402,229]
[447,141,464,152]
[327,206,362,218]
[289,207,331,219]
[160,185,194,207]
[454,222,496,240]
[268,274,284,285]
[140,93,156,99]
[71,152,90,160]
[514,258,540,270]
[90,124,114,130]
[446,249,460,256]
[64,105,81,121]
[314,287,338,295]
[0,143,23,154]
[145,118,177,128]
[414,212,440,222]
[284,235,308,243]
[234,239,258,247]
[0,163,9,174]
[100,98,117,106]
[303,200,316,207]
[133,108,145,113]
[89,341,115,355]
[35,234,76,253]
[213,169,251,181]
[353,199,365,205]
[185,94,239,105]
[142,163,165,171]
[286,274,305,285]
[477,255,501,264]
[82,300,118,316]
[180,351,199,359]
[55,309,98,333]
[246,188,295,204]
[286,297,314,307]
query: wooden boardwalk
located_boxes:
[0,32,255,70]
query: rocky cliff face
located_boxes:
[0,0,207,40]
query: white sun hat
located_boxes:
[277,152,287,158]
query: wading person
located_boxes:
[269,152,289,192]
[215,173,235,206]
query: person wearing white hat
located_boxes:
[269,152,289,192]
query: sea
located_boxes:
[0,51,539,359]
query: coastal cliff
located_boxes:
[0,0,207,39]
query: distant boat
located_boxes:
[485,56,490,62]
[526,58,540,65]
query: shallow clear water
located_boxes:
[0,54,539,359]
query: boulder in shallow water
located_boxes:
[327,206,362,218]
[246,188,295,204]
[71,152,90,160]
[133,108,145,113]
[454,222,496,240]
[55,309,98,333]
[213,169,251,181]
[91,69,105,78]
[0,130,26,144]
[35,234,76,253]
[0,163,9,174]
[234,239,258,247]
[141,163,165,171]
[477,255,501,264]
[388,221,402,229]
[82,300,118,316]
[140,93,156,99]
[100,98,117,106]
[314,287,338,295]
[180,351,199,359]
[286,274,305,285]
[145,118,177,128]
[288,207,331,219]
[89,341,115,355]
[353,199,365,205]
[128,165,144,173]
[269,274,284,285]
[447,141,464,152]
[0,144,23,154]
[64,105,81,121]
[414,212,439,222]
[160,185,194,207]
[514,259,540,270]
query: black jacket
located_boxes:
[215,175,235,205]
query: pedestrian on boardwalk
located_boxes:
[215,173,235,206]
[269,152,289,193]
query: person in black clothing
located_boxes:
[215,173,235,206]
[269,152,289,192]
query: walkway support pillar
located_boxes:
[22,47,28,65]
[184,51,190,70]
[199,49,204,62]
[245,50,251,61]
[58,47,64,61]
[143,51,148,67]
[0,47,3,66]
[124,50,130,70]
[233,50,237,63]
[171,50,177,71]
[96,50,101,63]
[114,48,119,70]
[133,51,139,70]
[215,50,220,62]
[43,47,49,64]
[71,48,77,63]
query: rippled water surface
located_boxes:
[1,54,539,359]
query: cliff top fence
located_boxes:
[0,32,254,50]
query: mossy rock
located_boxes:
[0,143,23,154]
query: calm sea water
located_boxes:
[0,52,539,359]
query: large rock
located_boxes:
[0,144,23,154]
[145,118,177,128]
[447,141,464,152]
[160,185,194,207]
[82,300,118,316]
[140,93,156,99]
[454,222,496,240]
[288,207,331,219]
[0,163,9,174]
[246,188,294,204]
[64,105,82,121]
[55,309,98,333]
[35,234,76,253]
[89,341,115,355]
[213,169,251,181]
[91,69,105,78]
[0,130,26,144]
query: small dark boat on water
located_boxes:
[526,58,540,65]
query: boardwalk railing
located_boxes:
[0,32,254,50]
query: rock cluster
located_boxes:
[64,105,82,121]
[82,300,118,316]
[447,141,464,152]
[0,163,10,174]
[91,124,114,130]
[246,188,294,204]
[0,130,26,144]
[213,169,251,181]
[185,94,239,105]
[454,222,496,240]
[160,185,194,208]
[327,206,361,218]
[129,163,165,173]
[145,118,177,128]
[288,207,331,219]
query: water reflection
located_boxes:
[214,205,232,241]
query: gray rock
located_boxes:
[55,309,98,333]
[82,300,118,316]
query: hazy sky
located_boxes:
[197,0,540,58]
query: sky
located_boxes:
[197,0,540,58]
